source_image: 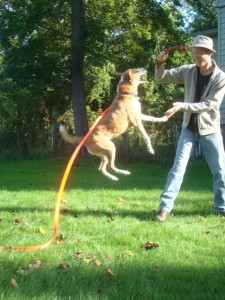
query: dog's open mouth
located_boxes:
[140,76,147,82]
[137,68,147,82]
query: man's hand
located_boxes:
[165,102,183,118]
[157,51,169,64]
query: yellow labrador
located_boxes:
[60,68,167,180]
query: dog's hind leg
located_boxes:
[89,140,130,180]
[98,155,119,181]
[106,141,131,176]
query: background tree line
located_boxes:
[0,0,216,161]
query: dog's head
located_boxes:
[116,68,147,95]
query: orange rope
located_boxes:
[0,107,110,251]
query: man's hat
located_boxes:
[190,35,216,53]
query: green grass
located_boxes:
[0,158,224,300]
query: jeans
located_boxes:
[160,128,225,213]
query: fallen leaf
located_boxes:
[37,226,46,234]
[73,250,83,258]
[17,260,42,275]
[92,259,102,266]
[95,289,102,295]
[59,233,65,240]
[107,217,114,222]
[13,219,20,225]
[104,268,116,277]
[59,263,69,269]
[77,239,83,243]
[57,239,63,245]
[10,278,18,287]
[33,260,42,268]
[106,256,112,261]
[198,216,205,222]
[142,241,159,251]
[61,198,67,204]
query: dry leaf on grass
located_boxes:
[59,262,70,269]
[95,289,102,295]
[37,226,46,234]
[59,233,65,239]
[142,241,159,251]
[198,216,205,222]
[92,259,102,266]
[73,250,83,258]
[13,219,20,225]
[104,268,116,278]
[17,260,42,276]
[107,217,114,222]
[61,198,67,204]
[10,278,18,287]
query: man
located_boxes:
[155,35,225,222]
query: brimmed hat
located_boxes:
[190,35,216,53]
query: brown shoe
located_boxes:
[156,210,170,222]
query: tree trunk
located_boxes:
[71,0,88,136]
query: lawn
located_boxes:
[0,158,224,300]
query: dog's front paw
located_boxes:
[161,115,168,122]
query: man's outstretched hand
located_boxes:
[165,102,183,118]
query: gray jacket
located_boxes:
[155,60,225,135]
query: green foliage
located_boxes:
[185,0,217,31]
[0,0,216,158]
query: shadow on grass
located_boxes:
[1,257,224,299]
[0,204,216,222]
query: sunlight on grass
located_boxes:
[0,159,224,299]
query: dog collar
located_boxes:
[122,92,137,97]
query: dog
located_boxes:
[59,68,168,180]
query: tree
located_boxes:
[71,0,88,136]
[0,0,71,157]
[0,0,212,159]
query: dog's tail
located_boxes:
[59,124,83,144]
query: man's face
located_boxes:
[191,47,212,67]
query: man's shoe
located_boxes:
[156,210,170,222]
[216,211,225,217]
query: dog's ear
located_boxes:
[128,69,134,81]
